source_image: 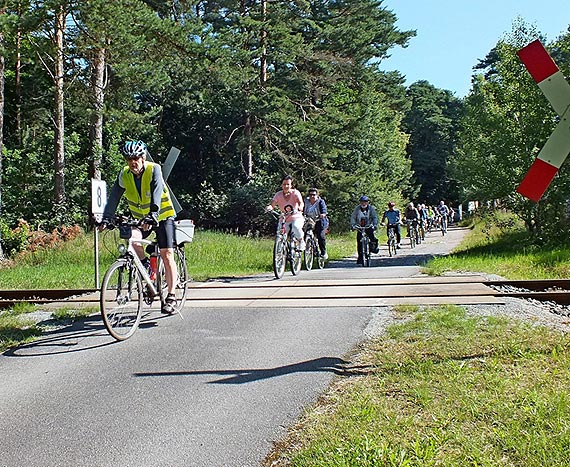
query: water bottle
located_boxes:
[149,255,157,281]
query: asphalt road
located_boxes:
[0,226,468,467]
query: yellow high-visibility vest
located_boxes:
[121,162,175,221]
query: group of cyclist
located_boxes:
[265,174,455,266]
[348,197,454,262]
[98,140,455,308]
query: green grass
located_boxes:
[0,228,356,288]
[267,306,570,466]
[423,215,570,279]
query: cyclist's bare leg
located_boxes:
[130,228,147,261]
[160,247,178,295]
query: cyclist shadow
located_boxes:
[325,252,438,268]
[134,356,373,384]
[3,310,167,357]
[3,314,111,357]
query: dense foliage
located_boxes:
[452,20,570,240]
[0,0,416,237]
[1,3,570,258]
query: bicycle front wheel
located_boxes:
[388,237,394,257]
[273,236,287,279]
[362,237,371,267]
[100,260,143,341]
[304,237,314,271]
[290,240,302,275]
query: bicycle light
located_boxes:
[118,244,127,255]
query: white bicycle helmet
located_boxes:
[121,140,147,159]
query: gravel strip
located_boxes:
[365,273,570,337]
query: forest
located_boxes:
[1,1,569,258]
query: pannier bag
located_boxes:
[175,219,195,245]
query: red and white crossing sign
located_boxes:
[516,40,570,202]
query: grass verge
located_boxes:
[422,213,570,279]
[266,305,570,466]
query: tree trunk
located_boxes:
[15,4,22,145]
[89,46,106,181]
[53,4,66,219]
[0,25,5,259]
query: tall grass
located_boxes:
[0,228,356,288]
[423,213,570,279]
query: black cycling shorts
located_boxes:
[142,218,176,249]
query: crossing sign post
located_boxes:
[516,40,570,202]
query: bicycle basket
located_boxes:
[175,219,195,244]
[119,224,132,239]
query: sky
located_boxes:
[381,0,570,97]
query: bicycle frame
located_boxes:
[123,236,158,297]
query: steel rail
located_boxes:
[1,279,570,307]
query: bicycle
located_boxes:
[405,219,419,249]
[418,218,426,242]
[440,215,448,236]
[99,216,191,341]
[385,223,399,257]
[303,218,326,270]
[352,224,374,267]
[269,210,302,279]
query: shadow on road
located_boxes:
[3,312,168,357]
[134,356,372,384]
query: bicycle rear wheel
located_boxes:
[273,236,286,279]
[100,260,143,341]
[157,247,189,313]
[304,236,314,271]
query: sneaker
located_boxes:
[396,244,401,249]
[322,251,328,260]
[161,293,177,315]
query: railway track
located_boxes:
[1,278,570,308]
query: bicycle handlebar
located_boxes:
[352,224,375,231]
[98,214,157,231]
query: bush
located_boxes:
[0,219,31,257]
[0,219,83,259]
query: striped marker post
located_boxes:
[516,40,570,202]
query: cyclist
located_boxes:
[266,175,305,250]
[380,201,401,248]
[303,188,329,259]
[418,203,429,237]
[99,140,179,314]
[437,200,450,219]
[404,202,420,239]
[350,196,379,264]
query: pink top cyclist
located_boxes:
[267,175,304,221]
[266,175,305,248]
